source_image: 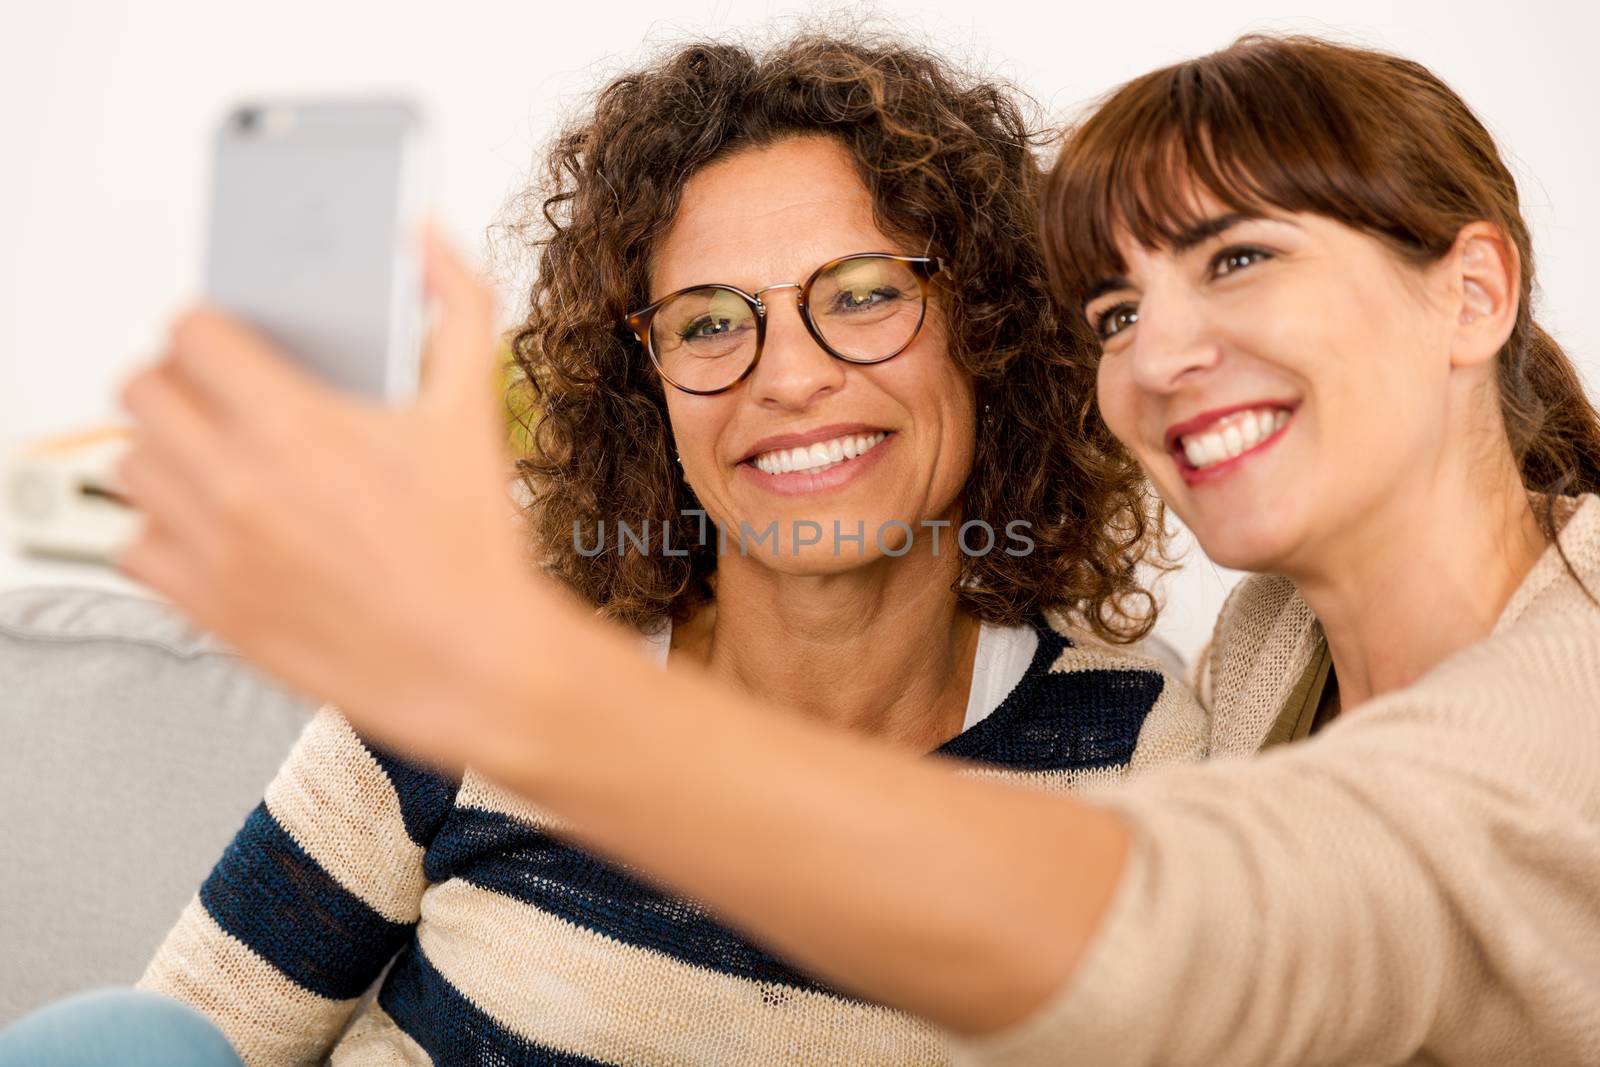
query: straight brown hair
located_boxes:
[1041,34,1600,513]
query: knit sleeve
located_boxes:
[137,706,459,1067]
[947,617,1600,1067]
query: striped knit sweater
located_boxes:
[139,612,1207,1066]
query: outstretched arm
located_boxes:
[117,232,1600,1065]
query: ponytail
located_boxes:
[1503,322,1600,499]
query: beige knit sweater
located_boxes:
[953,494,1600,1067]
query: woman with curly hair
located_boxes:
[100,34,1204,1067]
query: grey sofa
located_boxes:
[0,586,315,1025]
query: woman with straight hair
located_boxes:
[82,31,1600,1067]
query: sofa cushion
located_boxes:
[0,586,315,1024]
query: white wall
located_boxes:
[4,0,1596,658]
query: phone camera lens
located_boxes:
[236,108,260,133]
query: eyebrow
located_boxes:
[1080,211,1264,313]
[1169,211,1260,253]
[1080,275,1131,313]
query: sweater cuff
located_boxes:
[946,806,1166,1067]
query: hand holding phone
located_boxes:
[117,229,527,766]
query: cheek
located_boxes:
[883,326,972,433]
[1312,282,1449,423]
[1272,280,1457,502]
[1094,357,1140,452]
[662,394,723,473]
[877,339,976,496]
[926,355,977,468]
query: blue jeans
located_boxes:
[0,988,242,1067]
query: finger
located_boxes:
[119,362,235,502]
[165,305,327,427]
[115,515,215,625]
[115,436,223,560]
[418,222,502,415]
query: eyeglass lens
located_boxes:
[649,255,924,393]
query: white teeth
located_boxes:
[752,432,886,476]
[1178,408,1292,470]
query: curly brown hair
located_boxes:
[501,32,1163,641]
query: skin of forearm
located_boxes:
[463,583,1129,1034]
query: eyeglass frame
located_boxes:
[623,252,944,396]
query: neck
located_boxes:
[1288,452,1546,711]
[673,526,980,752]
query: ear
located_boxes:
[1446,221,1520,370]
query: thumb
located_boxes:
[418,221,503,415]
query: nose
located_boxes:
[1125,284,1223,395]
[747,286,846,410]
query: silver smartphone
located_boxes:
[205,99,428,401]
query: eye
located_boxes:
[1211,245,1273,278]
[1093,303,1139,342]
[832,286,902,312]
[680,315,736,342]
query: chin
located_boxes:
[1189,520,1303,574]
[715,518,863,567]
[1197,539,1281,574]
[746,543,879,574]
[1156,461,1316,573]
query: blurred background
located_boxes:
[3,0,1596,660]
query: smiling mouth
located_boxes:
[1170,405,1295,472]
[748,431,890,476]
